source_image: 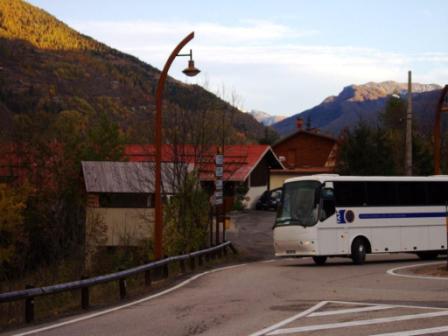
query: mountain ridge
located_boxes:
[273,81,442,136]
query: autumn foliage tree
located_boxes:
[0,183,30,280]
[4,109,126,275]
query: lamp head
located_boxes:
[183,59,200,77]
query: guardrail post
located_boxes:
[179,259,186,273]
[198,255,203,267]
[119,277,127,300]
[25,285,34,323]
[163,263,169,278]
[190,256,196,271]
[223,245,228,257]
[217,247,223,259]
[204,253,210,263]
[228,243,238,255]
[145,270,152,286]
[81,276,89,310]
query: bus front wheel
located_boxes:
[312,256,327,265]
[351,238,367,265]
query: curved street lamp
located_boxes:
[434,85,448,175]
[154,32,200,260]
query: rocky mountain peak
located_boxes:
[249,110,285,126]
[330,81,442,103]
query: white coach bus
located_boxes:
[273,175,448,265]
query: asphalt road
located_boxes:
[6,211,448,336]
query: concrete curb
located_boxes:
[386,261,448,281]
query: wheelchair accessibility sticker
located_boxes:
[337,209,354,224]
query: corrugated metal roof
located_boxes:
[81,161,192,193]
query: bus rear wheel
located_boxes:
[416,251,439,260]
[351,238,367,265]
[312,256,327,265]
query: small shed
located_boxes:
[81,161,191,246]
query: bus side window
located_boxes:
[320,188,335,221]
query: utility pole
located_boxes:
[405,70,413,176]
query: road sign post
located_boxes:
[215,151,224,245]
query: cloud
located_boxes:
[72,19,318,47]
[69,19,448,115]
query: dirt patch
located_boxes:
[407,262,448,278]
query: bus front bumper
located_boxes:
[273,226,318,257]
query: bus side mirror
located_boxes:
[321,188,334,200]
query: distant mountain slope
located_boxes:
[273,81,442,136]
[249,110,285,126]
[0,0,266,143]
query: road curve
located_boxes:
[4,211,448,336]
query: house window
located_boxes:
[99,193,154,208]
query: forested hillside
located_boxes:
[0,0,266,143]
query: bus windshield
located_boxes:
[276,181,321,227]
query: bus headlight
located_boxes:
[300,240,314,245]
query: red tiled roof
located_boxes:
[273,129,338,147]
[124,144,283,182]
[0,143,63,190]
[0,143,283,185]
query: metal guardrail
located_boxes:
[0,241,237,323]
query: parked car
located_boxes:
[255,188,282,211]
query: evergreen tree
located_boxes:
[337,122,396,175]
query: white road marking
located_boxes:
[309,305,392,317]
[386,262,447,281]
[329,300,447,311]
[247,301,328,336]
[369,325,448,336]
[267,310,448,335]
[10,264,247,336]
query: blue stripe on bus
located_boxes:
[359,212,447,219]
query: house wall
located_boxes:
[250,157,269,186]
[86,207,154,246]
[242,156,272,209]
[273,133,336,169]
[244,185,268,209]
[270,173,294,190]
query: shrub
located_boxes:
[163,173,210,256]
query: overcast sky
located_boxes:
[29,0,448,116]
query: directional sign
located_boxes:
[215,154,224,165]
[215,166,223,177]
[215,197,223,205]
[215,180,223,190]
[215,190,223,198]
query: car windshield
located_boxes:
[276,181,321,227]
